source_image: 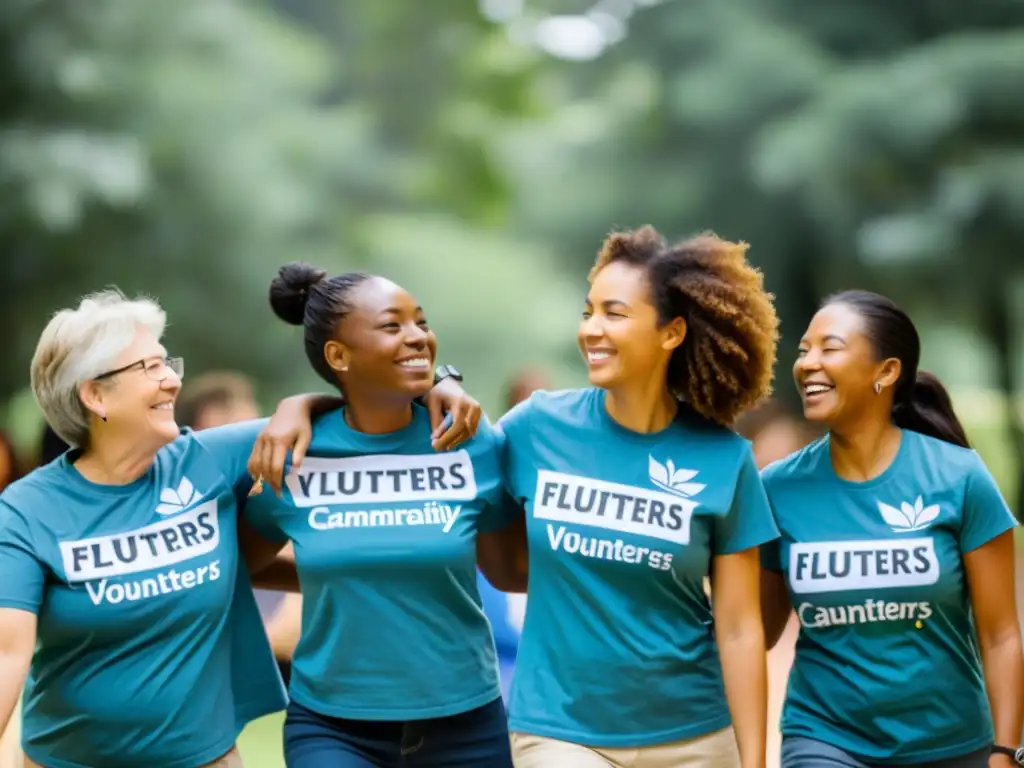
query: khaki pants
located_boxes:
[24,745,243,768]
[511,727,740,768]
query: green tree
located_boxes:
[0,0,351,407]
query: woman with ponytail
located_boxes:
[760,290,1023,767]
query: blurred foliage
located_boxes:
[2,0,1023,507]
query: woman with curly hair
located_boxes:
[500,226,781,768]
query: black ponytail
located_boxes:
[892,370,970,449]
[825,290,970,449]
[269,262,372,391]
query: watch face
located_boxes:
[437,365,461,380]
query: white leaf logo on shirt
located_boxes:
[649,455,705,498]
[155,477,201,516]
[878,495,939,533]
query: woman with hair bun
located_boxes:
[245,263,523,768]
[761,290,1023,768]
[501,226,781,768]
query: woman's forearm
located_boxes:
[982,631,1024,755]
[719,628,768,768]
[0,654,29,740]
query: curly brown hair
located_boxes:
[590,225,779,426]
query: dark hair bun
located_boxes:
[269,262,328,325]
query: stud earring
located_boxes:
[873,382,881,395]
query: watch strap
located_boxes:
[992,745,1024,765]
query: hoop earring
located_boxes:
[873,382,881,395]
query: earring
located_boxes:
[100,414,107,422]
[873,382,881,395]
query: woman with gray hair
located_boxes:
[0,289,479,768]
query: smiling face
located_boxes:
[578,260,685,391]
[325,276,437,400]
[794,302,901,428]
[82,326,183,447]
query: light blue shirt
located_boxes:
[245,405,513,720]
[500,388,779,747]
[761,430,1017,764]
[0,422,286,768]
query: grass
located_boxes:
[238,713,286,768]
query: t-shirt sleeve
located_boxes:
[192,419,269,492]
[242,487,289,545]
[496,398,534,502]
[0,501,46,613]
[714,445,780,556]
[758,468,784,572]
[476,419,523,534]
[959,453,1018,553]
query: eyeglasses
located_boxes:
[94,356,184,382]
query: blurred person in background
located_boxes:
[0,433,19,493]
[245,263,521,767]
[735,400,822,471]
[498,227,780,768]
[178,371,302,685]
[761,291,1023,768]
[735,400,820,768]
[478,369,550,701]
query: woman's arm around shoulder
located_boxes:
[238,481,298,591]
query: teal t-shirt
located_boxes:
[244,405,512,721]
[761,429,1017,764]
[500,388,780,747]
[0,422,287,768]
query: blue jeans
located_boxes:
[781,737,991,768]
[283,697,513,768]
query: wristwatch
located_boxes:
[992,746,1024,765]
[433,364,463,386]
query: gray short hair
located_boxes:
[31,289,167,447]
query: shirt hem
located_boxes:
[0,598,39,613]
[23,735,238,768]
[235,694,288,726]
[781,724,994,764]
[289,684,502,721]
[508,711,732,748]
[21,696,285,768]
[961,519,1017,554]
[718,532,779,556]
